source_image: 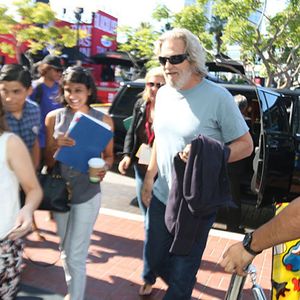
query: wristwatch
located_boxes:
[242,232,262,256]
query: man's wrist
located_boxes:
[242,232,262,256]
[249,231,263,254]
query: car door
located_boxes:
[109,82,144,154]
[254,87,295,207]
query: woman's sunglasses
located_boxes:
[146,82,165,88]
[158,53,188,66]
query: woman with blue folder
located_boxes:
[44,66,114,300]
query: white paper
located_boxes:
[136,143,152,165]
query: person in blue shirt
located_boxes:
[30,55,63,161]
[141,28,253,300]
[0,64,40,170]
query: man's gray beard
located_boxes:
[167,69,193,90]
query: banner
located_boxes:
[272,203,300,300]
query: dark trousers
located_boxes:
[143,195,215,300]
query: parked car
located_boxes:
[108,79,300,231]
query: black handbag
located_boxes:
[37,163,70,212]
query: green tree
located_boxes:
[117,22,161,71]
[153,1,215,60]
[213,0,300,88]
[0,0,87,62]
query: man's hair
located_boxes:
[0,64,32,88]
[234,94,248,112]
[155,28,208,77]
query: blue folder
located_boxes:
[55,112,113,173]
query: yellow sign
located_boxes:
[272,203,300,300]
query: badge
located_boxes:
[136,143,152,165]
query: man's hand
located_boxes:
[141,176,154,207]
[178,144,191,162]
[220,242,255,276]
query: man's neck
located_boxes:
[180,73,203,91]
[11,110,23,120]
[41,77,56,88]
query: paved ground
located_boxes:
[18,171,272,299]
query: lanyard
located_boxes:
[145,102,155,145]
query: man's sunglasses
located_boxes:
[158,54,188,66]
[146,82,164,88]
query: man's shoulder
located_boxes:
[202,79,231,94]
[25,99,40,112]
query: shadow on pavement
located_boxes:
[17,284,63,299]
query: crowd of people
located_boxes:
[1,27,298,300]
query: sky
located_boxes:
[0,0,286,28]
[49,0,183,27]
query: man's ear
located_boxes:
[27,86,33,97]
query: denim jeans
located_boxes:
[133,164,147,216]
[144,194,216,300]
[54,193,101,300]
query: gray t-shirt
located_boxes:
[153,78,249,204]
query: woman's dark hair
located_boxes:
[0,64,32,89]
[60,66,98,106]
[0,99,7,134]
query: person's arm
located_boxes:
[221,197,300,275]
[31,138,41,170]
[94,114,114,182]
[227,132,253,163]
[7,135,43,240]
[118,102,142,174]
[123,100,141,155]
[141,140,158,207]
[44,111,59,168]
[101,114,114,170]
[44,110,76,168]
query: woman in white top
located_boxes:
[0,99,42,299]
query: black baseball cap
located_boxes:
[41,55,63,70]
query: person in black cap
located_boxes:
[30,55,64,166]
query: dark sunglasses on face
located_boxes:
[53,68,63,73]
[158,53,189,66]
[146,82,164,88]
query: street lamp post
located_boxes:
[74,7,84,65]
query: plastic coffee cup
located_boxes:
[88,158,106,183]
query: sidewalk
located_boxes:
[19,209,272,300]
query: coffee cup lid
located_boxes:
[88,157,105,168]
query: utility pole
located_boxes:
[74,7,84,66]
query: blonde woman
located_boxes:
[118,67,165,295]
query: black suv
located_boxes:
[108,80,300,231]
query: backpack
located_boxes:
[32,83,44,104]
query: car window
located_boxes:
[258,89,290,133]
[110,86,143,116]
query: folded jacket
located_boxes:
[165,134,233,255]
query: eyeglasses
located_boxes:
[52,68,63,73]
[146,82,164,89]
[158,54,189,66]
